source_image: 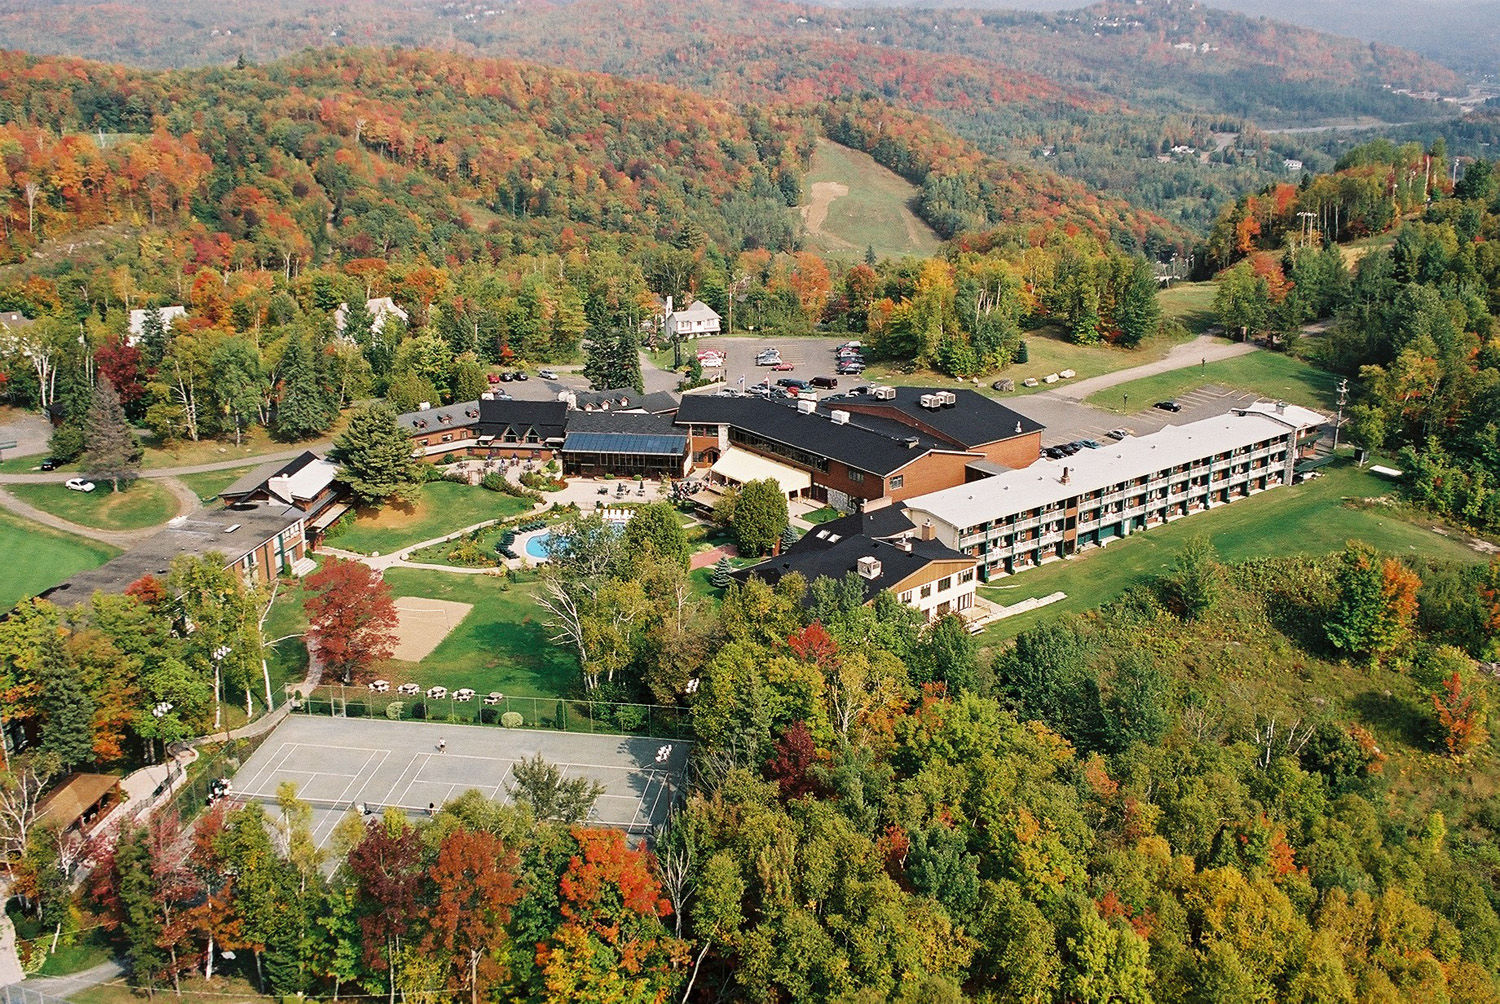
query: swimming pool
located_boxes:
[524,532,554,559]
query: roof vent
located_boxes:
[481,392,495,401]
[1015,421,1023,434]
[1061,466,1071,485]
[872,386,896,400]
[896,536,913,552]
[830,409,849,425]
[919,393,940,410]
[904,436,920,449]
[938,391,957,407]
[797,399,817,415]
[857,556,882,580]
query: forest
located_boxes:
[0,0,1471,231]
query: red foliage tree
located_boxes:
[420,829,522,1004]
[302,558,398,683]
[786,621,838,667]
[94,336,145,404]
[1433,671,1488,758]
[347,820,424,991]
[765,720,822,800]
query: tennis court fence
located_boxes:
[286,684,694,740]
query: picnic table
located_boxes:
[368,680,390,693]
[398,683,421,696]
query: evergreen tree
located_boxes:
[38,641,94,769]
[275,335,333,441]
[711,555,735,589]
[331,403,425,505]
[730,478,789,556]
[113,829,167,988]
[1116,256,1161,348]
[582,328,643,393]
[47,369,91,463]
[140,308,168,370]
[81,378,142,492]
[779,524,799,550]
[340,298,374,349]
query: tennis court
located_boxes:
[230,714,689,845]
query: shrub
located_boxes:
[447,536,495,567]
[385,701,404,720]
[501,710,524,727]
[421,464,449,483]
[411,700,428,720]
[520,471,566,491]
[444,470,470,485]
[480,707,501,724]
[481,472,544,501]
[345,701,368,718]
[613,704,647,733]
[325,511,355,540]
[1016,340,1029,364]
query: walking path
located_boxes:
[12,959,124,996]
[1039,333,1255,402]
[0,488,151,549]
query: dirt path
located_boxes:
[800,181,852,249]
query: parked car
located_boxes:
[513,371,528,381]
[1154,400,1182,412]
[498,371,514,382]
[1058,443,1081,456]
[65,478,95,492]
[538,368,558,380]
[1043,446,1066,460]
[745,384,771,398]
[1106,428,1131,440]
[810,375,839,389]
[39,457,58,471]
[836,362,865,375]
[1077,439,1102,449]
[771,361,795,372]
[776,377,806,389]
[836,340,863,351]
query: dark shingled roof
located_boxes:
[673,395,968,477]
[737,525,972,604]
[396,400,482,434]
[838,387,1043,448]
[476,397,569,440]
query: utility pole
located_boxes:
[1332,377,1349,454]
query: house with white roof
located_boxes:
[334,297,409,337]
[661,297,720,340]
[127,306,187,346]
[902,403,1324,579]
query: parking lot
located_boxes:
[1009,384,1260,447]
[678,335,854,393]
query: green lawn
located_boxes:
[1084,349,1339,414]
[8,910,116,976]
[334,483,537,555]
[377,569,578,698]
[6,478,179,531]
[138,416,345,470]
[260,575,312,709]
[0,509,120,608]
[1158,281,1219,334]
[861,324,1194,398]
[977,461,1481,645]
[0,453,74,474]
[793,138,944,260]
[802,506,843,525]
[177,463,263,503]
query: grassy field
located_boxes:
[793,139,943,260]
[862,323,1195,397]
[1084,349,1339,413]
[977,460,1482,644]
[73,976,266,1004]
[138,417,344,470]
[0,454,76,474]
[1157,281,1219,334]
[333,483,537,555]
[177,463,264,503]
[0,509,119,608]
[7,478,179,531]
[377,569,578,698]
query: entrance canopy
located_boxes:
[710,447,812,499]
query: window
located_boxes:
[959,569,975,584]
[938,576,953,592]
[441,434,452,443]
[920,584,933,599]
[889,474,904,490]
[957,592,973,610]
[900,591,913,604]
[848,470,865,484]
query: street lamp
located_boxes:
[1333,377,1349,453]
[212,645,231,732]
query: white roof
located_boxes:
[905,409,1319,531]
[127,306,187,339]
[711,447,812,496]
[267,458,339,504]
[1235,400,1326,431]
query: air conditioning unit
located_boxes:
[829,410,850,425]
[938,391,957,406]
[418,401,431,411]
[797,399,817,415]
[480,392,495,401]
[872,386,896,400]
[856,556,882,580]
[919,394,940,410]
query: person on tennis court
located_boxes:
[438,738,447,753]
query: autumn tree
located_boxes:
[1325,543,1421,663]
[81,378,142,492]
[348,818,424,1004]
[330,402,423,505]
[303,558,398,683]
[621,500,689,568]
[420,829,522,1004]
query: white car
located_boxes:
[538,369,558,380]
[64,478,95,493]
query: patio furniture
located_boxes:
[454,688,476,703]
[483,692,503,706]
[369,680,390,693]
[398,683,421,696]
[426,686,448,700]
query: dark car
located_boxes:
[498,371,514,382]
[836,362,865,375]
[1043,446,1066,460]
[513,371,529,381]
[39,458,58,471]
[1154,400,1182,412]
[776,377,807,389]
[810,375,839,389]
[1059,442,1082,456]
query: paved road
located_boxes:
[11,959,125,995]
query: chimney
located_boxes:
[1015,421,1022,434]
[1275,400,1286,414]
[1061,466,1071,485]
[665,295,673,317]
[921,518,935,541]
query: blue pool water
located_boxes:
[524,532,554,559]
